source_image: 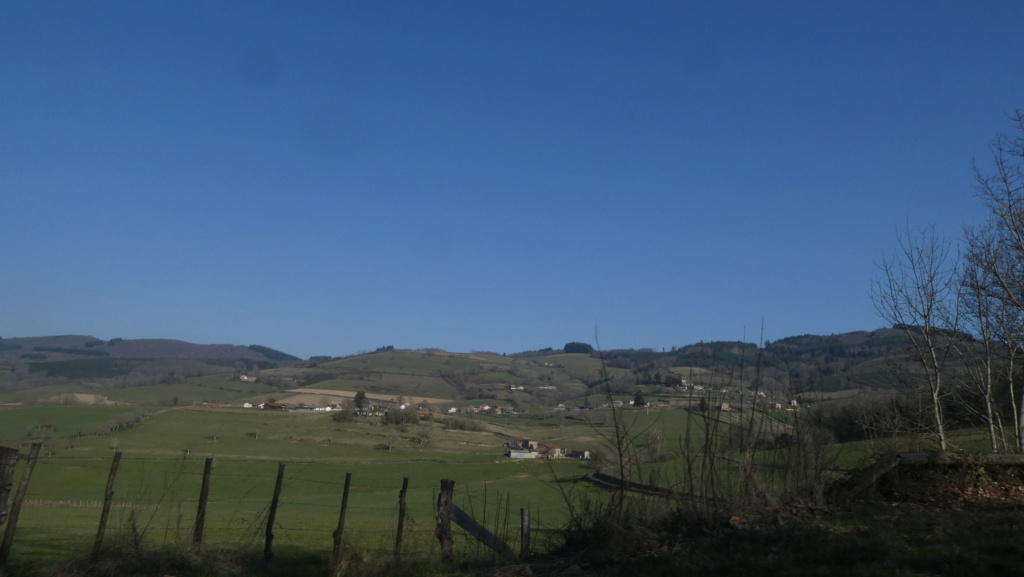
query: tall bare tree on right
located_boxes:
[873,225,961,451]
[964,111,1024,451]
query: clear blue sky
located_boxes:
[2,2,1022,359]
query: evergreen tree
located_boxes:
[564,342,595,354]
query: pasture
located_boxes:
[0,391,883,575]
[0,404,604,569]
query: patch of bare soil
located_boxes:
[41,393,125,406]
[287,387,452,405]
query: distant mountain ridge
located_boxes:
[0,335,298,363]
[0,335,301,396]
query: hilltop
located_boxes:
[0,335,300,405]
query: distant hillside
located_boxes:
[595,329,910,394]
[0,330,913,407]
[0,335,300,401]
[260,330,915,409]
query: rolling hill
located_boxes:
[0,329,915,409]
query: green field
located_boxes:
[103,375,277,405]
[0,406,140,441]
[0,404,610,569]
[11,455,590,565]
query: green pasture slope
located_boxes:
[1,405,596,568]
[103,374,276,405]
[273,349,622,401]
[0,405,139,441]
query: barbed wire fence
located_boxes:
[0,446,554,574]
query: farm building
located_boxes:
[507,450,537,459]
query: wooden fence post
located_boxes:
[520,507,530,560]
[0,447,17,527]
[91,451,122,559]
[192,457,213,552]
[451,504,517,562]
[0,443,41,577]
[435,479,454,565]
[264,462,285,561]
[393,476,409,563]
[330,472,352,577]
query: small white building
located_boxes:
[507,450,537,459]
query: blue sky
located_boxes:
[2,1,1022,359]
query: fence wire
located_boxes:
[6,456,554,566]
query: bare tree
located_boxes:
[965,111,1024,450]
[957,249,1001,449]
[992,300,1024,451]
[872,225,961,450]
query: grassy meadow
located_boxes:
[1,402,608,570]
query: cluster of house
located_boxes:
[672,381,734,394]
[200,398,420,417]
[462,403,513,415]
[715,396,799,413]
[506,437,590,460]
[238,401,341,412]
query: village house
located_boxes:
[506,437,587,461]
[546,445,567,458]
